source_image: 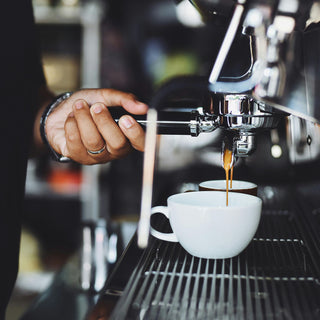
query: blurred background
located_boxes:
[8,0,320,318]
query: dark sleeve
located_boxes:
[0,0,46,103]
[27,0,47,89]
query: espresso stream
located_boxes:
[223,149,233,206]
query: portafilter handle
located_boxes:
[108,106,219,136]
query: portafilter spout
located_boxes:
[214,94,285,157]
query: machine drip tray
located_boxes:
[106,205,320,319]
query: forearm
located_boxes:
[32,86,56,153]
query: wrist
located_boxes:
[40,92,73,162]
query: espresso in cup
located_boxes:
[199,180,258,196]
[150,191,262,259]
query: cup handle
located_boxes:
[150,206,178,242]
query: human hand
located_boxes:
[45,89,148,164]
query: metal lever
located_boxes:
[108,107,219,136]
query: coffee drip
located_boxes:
[223,148,234,206]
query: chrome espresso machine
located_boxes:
[102,1,320,319]
[127,0,320,246]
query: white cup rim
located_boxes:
[168,191,261,210]
[199,180,257,190]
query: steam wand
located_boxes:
[137,109,157,248]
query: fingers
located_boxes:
[99,89,149,115]
[64,113,92,163]
[48,89,148,165]
[92,89,147,152]
[64,111,111,164]
[70,88,148,115]
[89,102,132,157]
[118,115,146,152]
[73,101,105,151]
[64,99,135,164]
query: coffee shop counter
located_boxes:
[21,183,320,319]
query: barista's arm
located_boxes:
[33,87,147,164]
[33,86,56,153]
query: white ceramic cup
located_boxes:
[150,191,262,259]
[199,180,258,196]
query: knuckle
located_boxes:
[126,92,136,101]
[114,136,129,150]
[119,93,137,106]
[108,140,131,156]
[66,131,79,143]
[86,139,104,151]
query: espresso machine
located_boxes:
[120,0,320,248]
[20,1,320,319]
[104,1,320,319]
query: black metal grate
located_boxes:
[110,210,320,320]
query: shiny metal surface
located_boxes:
[234,133,256,156]
[80,220,114,292]
[200,1,320,123]
[287,115,320,164]
[217,95,284,132]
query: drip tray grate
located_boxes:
[110,210,320,319]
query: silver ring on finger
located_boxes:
[87,145,106,155]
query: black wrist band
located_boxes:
[40,92,73,162]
